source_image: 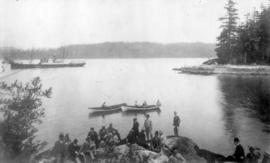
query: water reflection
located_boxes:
[218,76,270,124]
[218,75,270,151]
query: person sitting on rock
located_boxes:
[53,133,66,163]
[79,137,90,156]
[88,127,99,147]
[151,131,162,153]
[138,129,149,149]
[107,123,121,141]
[246,146,260,163]
[68,139,80,162]
[89,137,97,159]
[159,131,167,147]
[79,136,96,161]
[99,125,107,142]
[132,118,139,138]
[127,129,137,144]
[64,133,71,160]
[105,132,118,152]
[64,133,71,144]
[222,137,245,162]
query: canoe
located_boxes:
[88,103,127,110]
[122,105,160,111]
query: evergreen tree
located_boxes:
[258,5,270,63]
[0,77,52,162]
[216,0,239,64]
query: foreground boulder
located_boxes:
[165,136,207,163]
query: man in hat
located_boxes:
[173,111,180,136]
[222,137,245,162]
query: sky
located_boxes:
[0,0,269,49]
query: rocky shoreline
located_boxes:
[32,136,270,163]
[33,136,220,163]
[173,65,270,75]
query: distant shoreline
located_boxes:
[174,64,270,75]
[1,57,210,60]
[0,42,216,59]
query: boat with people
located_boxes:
[88,103,127,111]
[122,104,161,112]
[9,60,86,69]
[122,100,161,112]
[89,108,122,117]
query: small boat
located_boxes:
[122,105,160,112]
[88,103,127,110]
[91,107,122,113]
[9,61,86,69]
[122,108,161,117]
[89,108,122,117]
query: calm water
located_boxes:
[1,58,270,155]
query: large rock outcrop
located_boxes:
[165,136,207,163]
[32,136,218,163]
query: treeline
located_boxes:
[0,42,216,60]
[216,0,270,64]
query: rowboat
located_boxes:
[121,105,160,112]
[122,108,161,117]
[89,108,122,117]
[88,103,127,110]
[91,107,122,113]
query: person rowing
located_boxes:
[156,100,161,107]
[142,101,147,107]
[102,102,106,107]
[134,101,138,106]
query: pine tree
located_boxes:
[0,77,52,162]
[258,5,270,63]
[216,0,239,64]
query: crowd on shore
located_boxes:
[51,112,264,163]
[52,112,181,163]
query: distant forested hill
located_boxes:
[0,42,216,59]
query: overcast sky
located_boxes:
[0,0,269,49]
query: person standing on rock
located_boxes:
[173,111,180,136]
[132,118,139,138]
[144,114,153,141]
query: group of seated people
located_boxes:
[126,127,166,153]
[53,120,264,163]
[53,120,167,162]
[53,123,122,162]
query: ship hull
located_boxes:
[10,62,86,69]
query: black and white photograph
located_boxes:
[0,0,270,162]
